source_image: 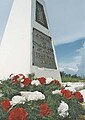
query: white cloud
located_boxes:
[59,62,78,75]
[54,34,85,45]
[77,42,85,77]
[59,67,77,75]
[59,43,85,77]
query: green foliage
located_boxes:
[1,79,20,99]
[0,75,85,120]
[60,71,85,82]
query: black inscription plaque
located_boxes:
[32,28,57,69]
[36,1,48,29]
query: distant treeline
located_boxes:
[60,71,85,82]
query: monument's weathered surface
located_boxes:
[0,0,61,81]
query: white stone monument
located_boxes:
[0,0,61,81]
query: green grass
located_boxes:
[61,76,85,82]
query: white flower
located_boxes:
[0,93,3,97]
[65,87,76,93]
[31,80,40,86]
[18,76,24,80]
[20,91,30,99]
[46,77,54,84]
[79,89,85,102]
[10,95,26,106]
[52,90,62,95]
[9,74,15,79]
[58,101,69,118]
[21,79,24,82]
[66,82,72,86]
[20,91,45,101]
[20,83,25,88]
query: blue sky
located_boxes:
[0,0,85,77]
[0,0,13,43]
[46,0,85,77]
[56,38,85,63]
[55,38,85,77]
[45,0,85,45]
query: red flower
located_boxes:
[61,87,65,94]
[40,103,52,116]
[8,108,28,120]
[10,74,25,84]
[18,74,25,79]
[22,78,32,86]
[38,77,46,84]
[12,75,19,84]
[52,80,61,87]
[1,100,12,111]
[61,88,73,99]
[74,92,83,102]
[56,80,61,87]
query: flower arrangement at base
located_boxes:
[0,73,85,120]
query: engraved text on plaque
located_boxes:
[32,28,57,69]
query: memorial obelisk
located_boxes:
[0,0,61,81]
